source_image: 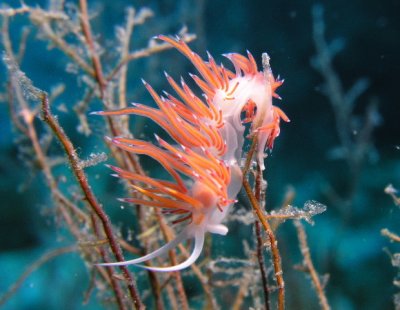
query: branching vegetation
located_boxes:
[0,1,331,309]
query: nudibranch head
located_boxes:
[212,51,288,170]
[93,35,287,271]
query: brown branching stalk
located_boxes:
[232,273,253,310]
[155,210,189,310]
[90,214,129,310]
[1,2,194,308]
[183,248,217,309]
[107,35,195,82]
[242,135,285,310]
[40,93,143,309]
[242,178,285,309]
[79,0,106,98]
[254,164,271,310]
[1,2,329,309]
[294,220,330,310]
[2,14,88,239]
[270,187,296,231]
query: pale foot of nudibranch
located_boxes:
[97,225,209,272]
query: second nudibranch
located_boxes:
[94,35,288,271]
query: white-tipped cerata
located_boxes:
[94,36,287,272]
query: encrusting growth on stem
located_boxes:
[242,134,285,310]
[40,93,143,309]
[254,163,271,310]
[1,1,332,308]
[294,220,330,310]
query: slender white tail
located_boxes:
[97,226,205,272]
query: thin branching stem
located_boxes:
[242,134,285,310]
[2,17,88,237]
[90,214,128,310]
[40,93,144,309]
[177,243,216,308]
[232,275,252,310]
[78,0,147,201]
[155,210,189,310]
[242,178,285,310]
[254,164,270,310]
[79,0,106,97]
[118,7,135,110]
[294,220,330,310]
[106,33,196,82]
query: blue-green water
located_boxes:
[1,0,399,309]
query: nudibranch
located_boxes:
[93,36,288,271]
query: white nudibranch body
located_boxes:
[94,36,288,271]
[214,71,276,170]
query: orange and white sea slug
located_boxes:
[92,36,288,271]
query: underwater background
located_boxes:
[1,0,399,309]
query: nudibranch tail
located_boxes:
[94,35,287,271]
[141,228,205,272]
[97,226,205,272]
